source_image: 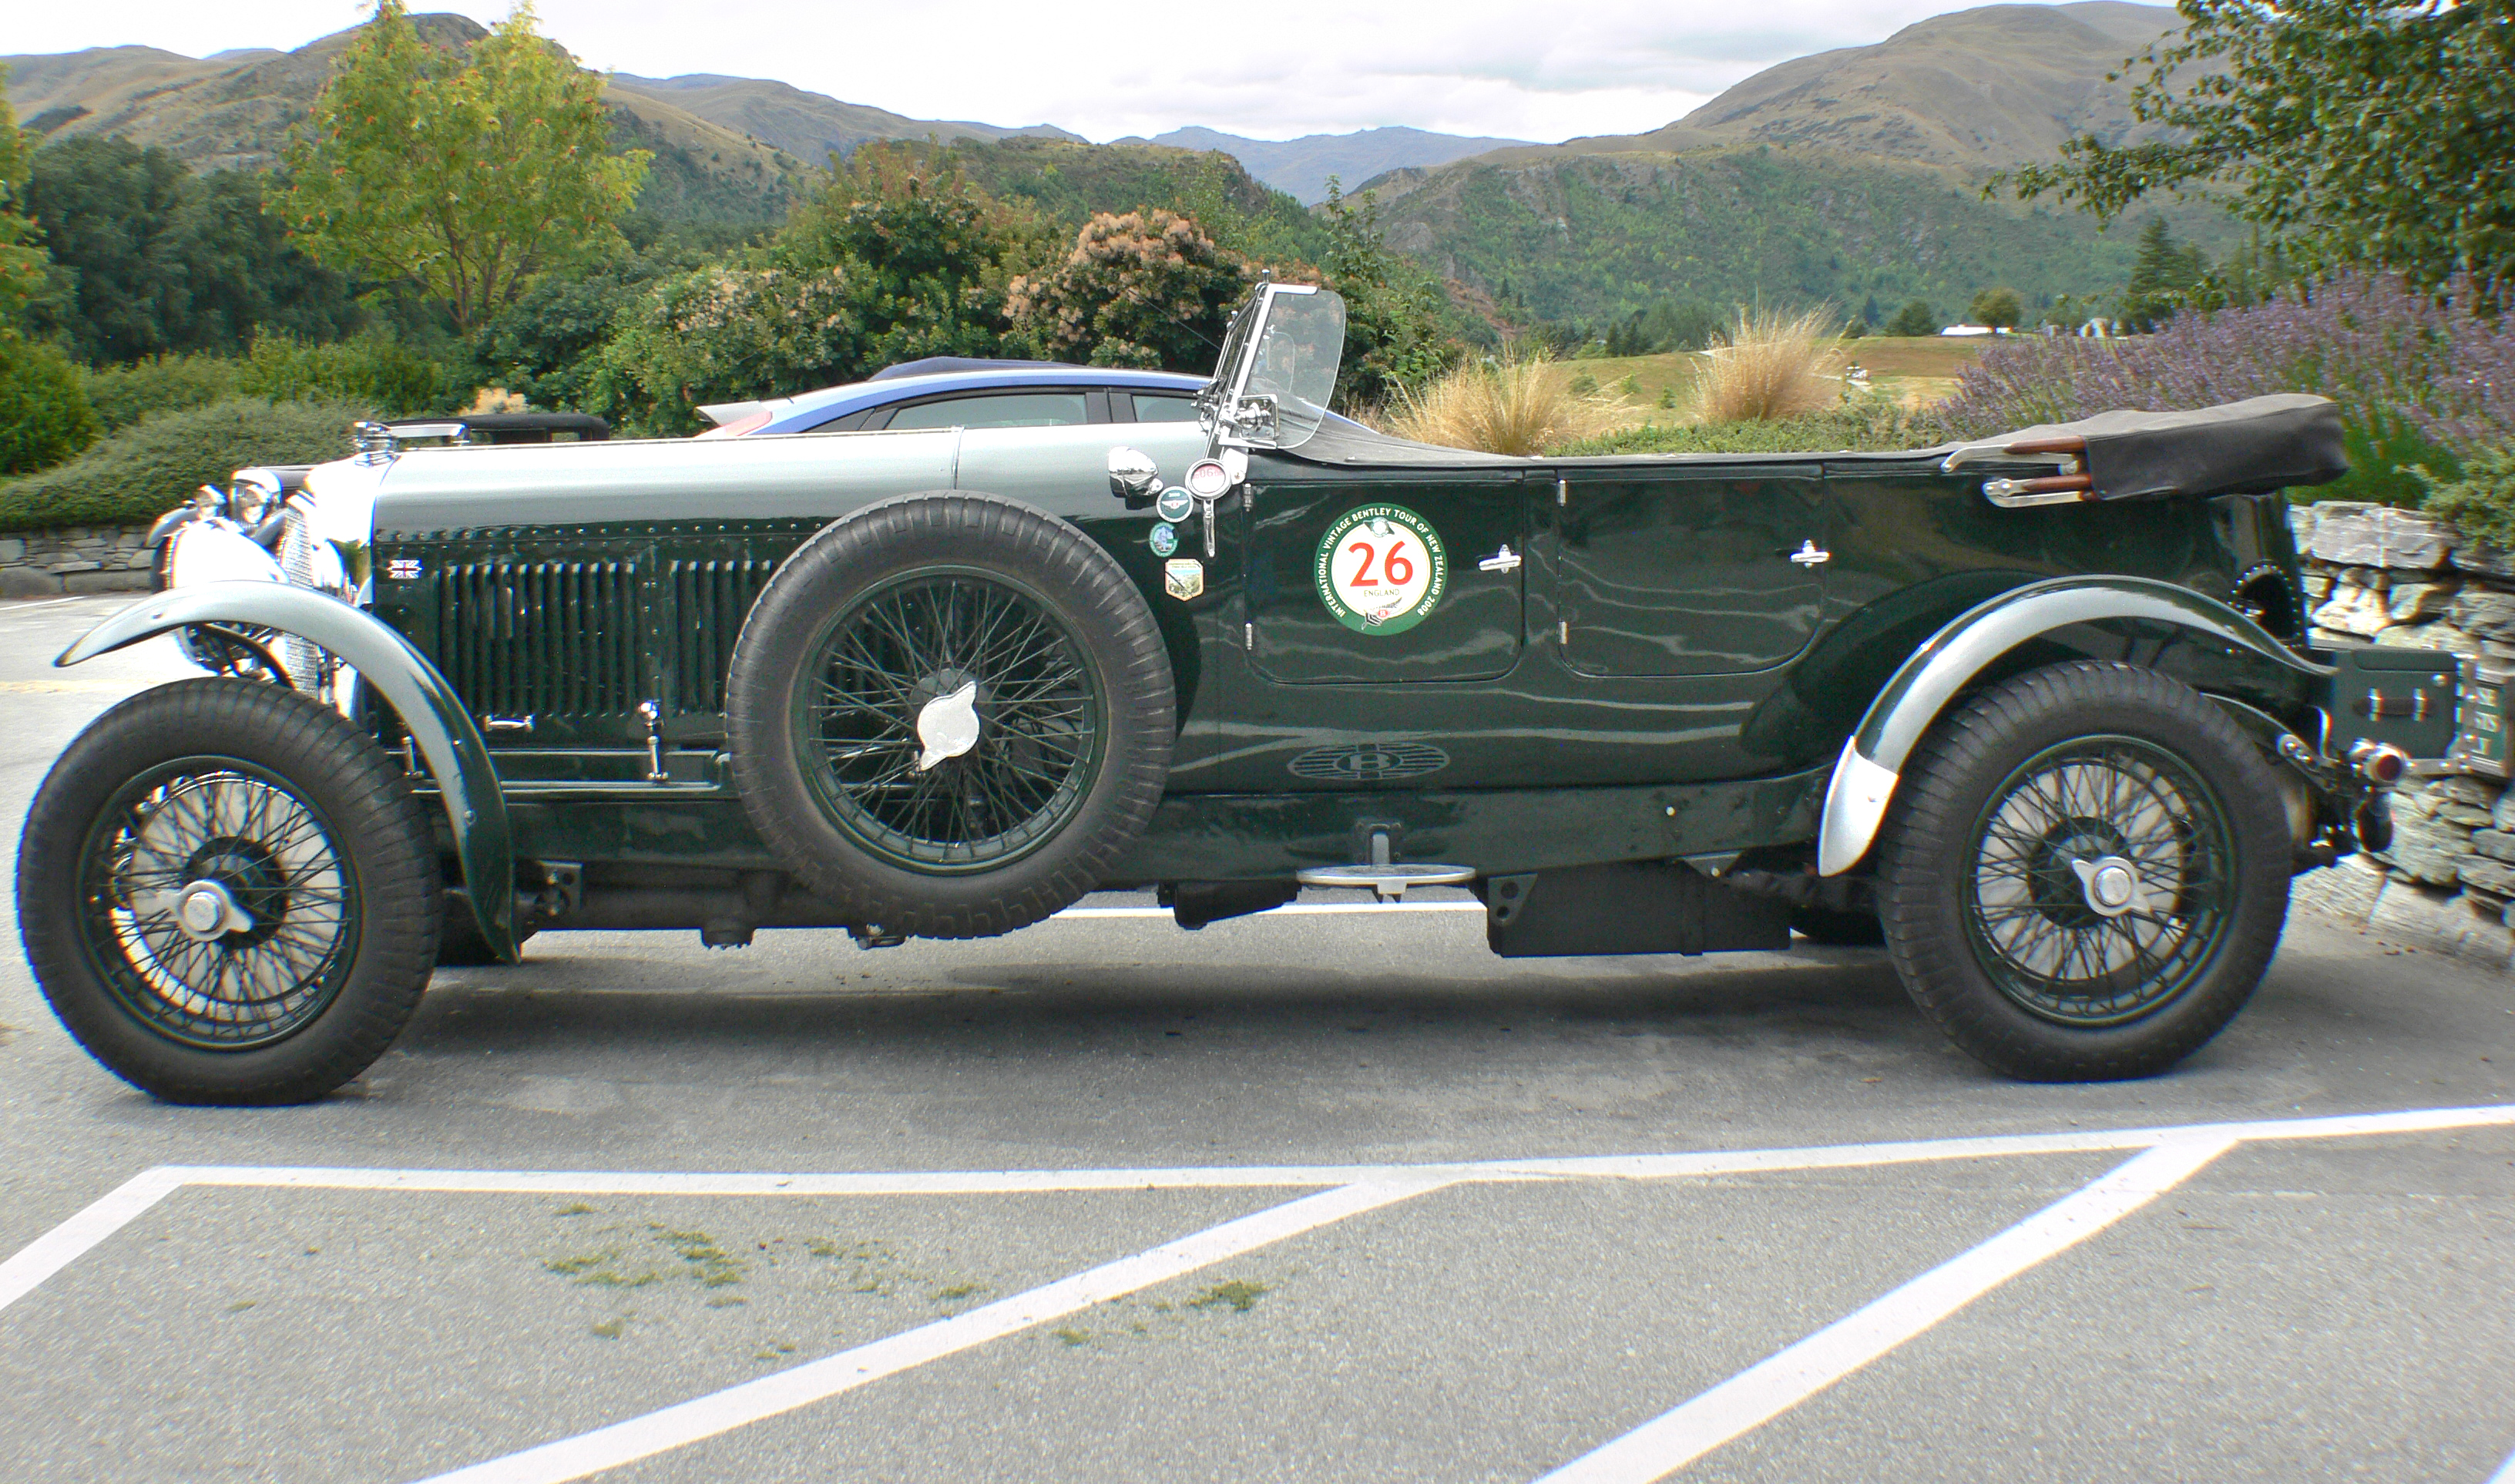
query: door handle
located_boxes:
[1788,540,1831,567]
[1478,544,1522,573]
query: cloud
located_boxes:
[3,0,2110,143]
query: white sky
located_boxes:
[7,1,2123,143]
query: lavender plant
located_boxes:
[1935,274,2514,505]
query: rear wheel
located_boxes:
[17,680,442,1104]
[1876,663,2290,1081]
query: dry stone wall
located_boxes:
[2291,502,2515,969]
[0,524,157,599]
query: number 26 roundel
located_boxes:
[1313,504,1449,636]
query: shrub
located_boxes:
[1006,210,1254,372]
[2419,447,2515,549]
[1380,354,1631,455]
[78,353,244,431]
[238,331,454,416]
[1969,287,2023,331]
[0,395,371,532]
[0,336,100,475]
[1691,307,1844,423]
[1935,273,2515,505]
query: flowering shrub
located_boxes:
[1936,274,2514,504]
[583,264,861,436]
[1006,210,1258,373]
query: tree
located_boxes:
[271,0,650,333]
[2005,0,2515,299]
[2116,216,2211,331]
[1006,209,1257,372]
[0,65,51,328]
[1311,182,1459,407]
[1885,299,1939,337]
[1969,287,2025,329]
[26,137,361,361]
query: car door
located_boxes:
[1242,465,1529,685]
[1553,464,1828,677]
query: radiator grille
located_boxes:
[667,558,775,715]
[432,559,642,718]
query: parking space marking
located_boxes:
[0,1166,182,1314]
[2495,1449,2515,1484]
[1533,1136,2239,1484]
[414,1177,1448,1484]
[3,1103,2510,1482]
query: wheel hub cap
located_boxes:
[914,680,983,771]
[2070,854,2152,918]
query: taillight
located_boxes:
[695,409,774,439]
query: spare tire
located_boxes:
[726,492,1175,938]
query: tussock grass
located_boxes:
[1381,352,1634,455]
[1692,307,1847,423]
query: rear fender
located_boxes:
[55,582,516,960]
[1817,576,2333,876]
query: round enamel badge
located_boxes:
[1315,504,1447,635]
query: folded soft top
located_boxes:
[1290,391,2352,499]
[1942,393,2349,501]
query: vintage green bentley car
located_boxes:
[22,283,2411,1103]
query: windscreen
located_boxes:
[1241,287,1345,448]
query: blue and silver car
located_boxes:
[693,360,1217,438]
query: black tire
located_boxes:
[1876,662,2290,1082]
[726,492,1175,938]
[17,679,442,1104]
[1791,904,1886,947]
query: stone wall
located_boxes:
[0,524,157,599]
[2290,501,2515,968]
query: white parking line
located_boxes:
[412,1177,1447,1484]
[1532,1136,2239,1484]
[2,1104,2509,1483]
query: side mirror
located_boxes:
[1106,446,1160,505]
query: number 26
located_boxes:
[1347,538,1412,586]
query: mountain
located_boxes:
[607,73,1082,166]
[2,15,1086,223]
[2,15,801,223]
[1117,126,1536,205]
[1348,1,2228,325]
[1482,1,2184,177]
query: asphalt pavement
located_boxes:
[3,592,2513,1484]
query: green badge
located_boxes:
[1315,504,1446,635]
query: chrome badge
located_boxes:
[1163,559,1204,601]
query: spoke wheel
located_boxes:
[1963,737,2232,1027]
[727,492,1175,940]
[19,679,442,1104]
[77,760,361,1049]
[799,570,1103,872]
[1877,662,2291,1083]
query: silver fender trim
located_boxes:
[55,582,518,960]
[1815,575,2330,877]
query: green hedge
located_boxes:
[0,396,374,533]
[78,354,246,432]
[1551,398,1930,456]
[0,337,102,475]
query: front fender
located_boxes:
[1816,576,2333,876]
[56,583,516,960]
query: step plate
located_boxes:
[1296,864,1476,901]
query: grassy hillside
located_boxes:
[607,73,1080,168]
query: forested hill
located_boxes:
[1352,0,2233,324]
[1358,146,2227,325]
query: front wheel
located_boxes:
[1876,662,2292,1081]
[17,680,442,1104]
